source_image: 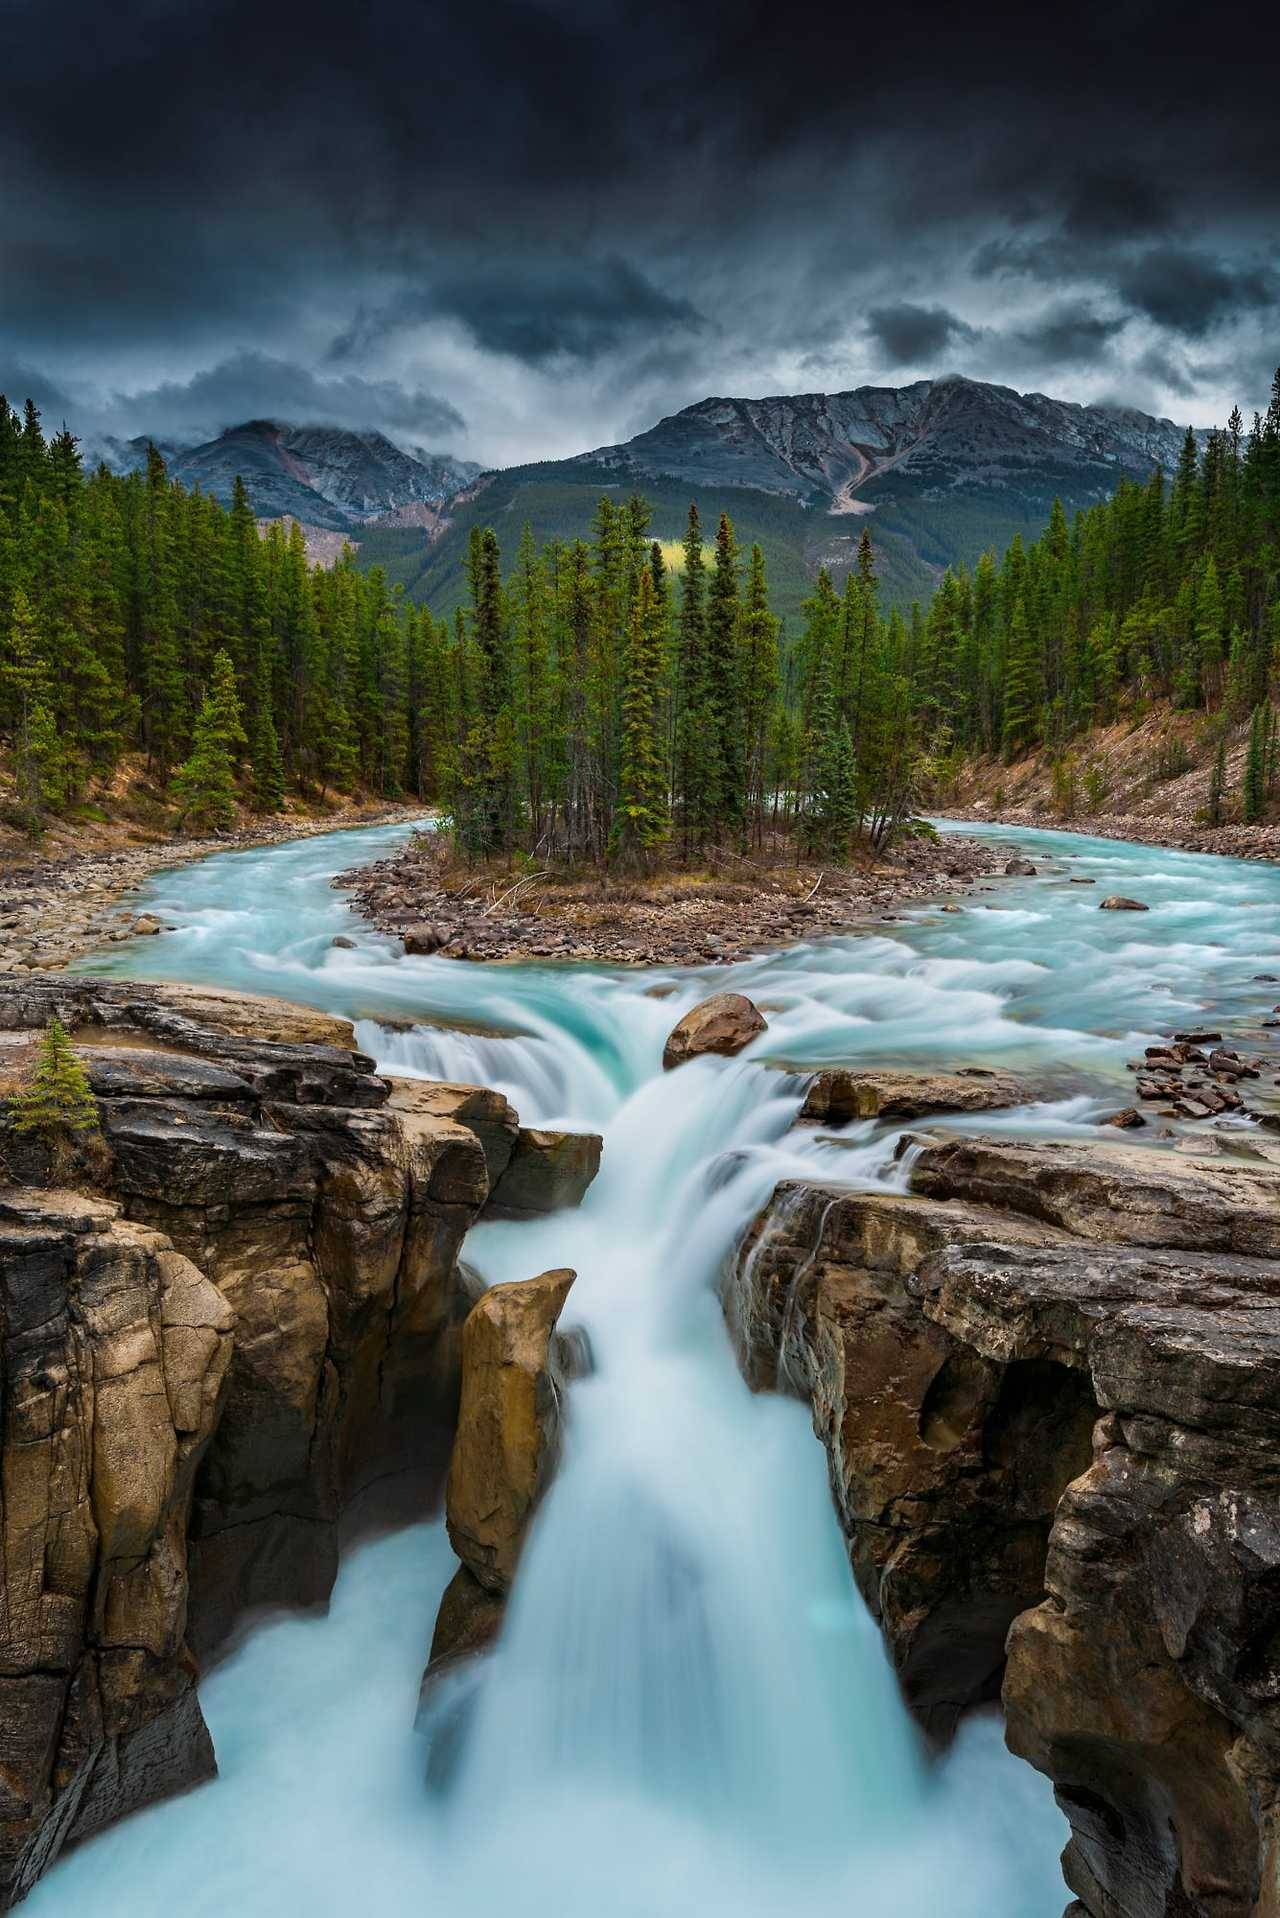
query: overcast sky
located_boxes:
[3,0,1277,467]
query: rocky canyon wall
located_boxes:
[728,1130,1280,1918]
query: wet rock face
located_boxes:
[728,1183,1094,1739]
[428,1270,578,1682]
[731,1136,1280,1918]
[486,1129,602,1219]
[444,1269,577,1595]
[0,1190,234,1905]
[662,992,767,1069]
[798,1065,1025,1124]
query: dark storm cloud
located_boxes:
[0,360,77,419]
[1115,249,1276,340]
[2,0,1278,453]
[865,304,975,366]
[1062,172,1174,243]
[117,353,465,443]
[1011,303,1128,367]
[331,260,703,367]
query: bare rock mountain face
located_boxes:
[727,1129,1280,1918]
[99,421,480,533]
[579,376,1189,509]
[0,977,599,1906]
[405,375,1194,619]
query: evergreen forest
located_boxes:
[2,370,1278,858]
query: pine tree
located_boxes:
[804,719,859,860]
[673,504,711,857]
[1243,703,1268,822]
[1208,735,1226,825]
[248,651,286,812]
[170,648,246,829]
[10,1018,99,1135]
[738,545,780,845]
[1001,598,1038,759]
[704,511,743,834]
[610,566,669,869]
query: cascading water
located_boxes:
[33,816,1280,1916]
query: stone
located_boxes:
[1005,858,1037,875]
[330,934,356,949]
[662,992,767,1070]
[0,979,494,1674]
[798,1065,1025,1124]
[385,1077,519,1187]
[1099,1107,1145,1128]
[1098,895,1149,910]
[403,922,446,955]
[131,913,163,935]
[443,1269,577,1596]
[485,1127,602,1219]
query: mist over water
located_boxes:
[43,817,1280,1916]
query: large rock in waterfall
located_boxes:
[386,1078,602,1217]
[444,1268,577,1594]
[798,1065,1026,1124]
[727,1132,1280,1918]
[662,992,767,1069]
[486,1129,602,1218]
[429,1268,578,1677]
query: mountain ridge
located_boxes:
[572,375,1192,506]
[370,374,1196,619]
[95,418,480,531]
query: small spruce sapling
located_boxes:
[10,1018,100,1136]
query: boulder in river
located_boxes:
[1098,895,1149,910]
[662,991,767,1069]
[799,1065,1025,1124]
[403,922,447,955]
[1004,858,1037,875]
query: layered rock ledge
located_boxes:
[0,977,599,1905]
[728,1131,1280,1918]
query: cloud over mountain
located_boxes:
[1,0,1277,464]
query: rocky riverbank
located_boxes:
[336,829,1007,965]
[0,975,598,1907]
[958,799,1280,862]
[0,804,429,975]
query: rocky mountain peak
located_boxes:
[94,419,481,532]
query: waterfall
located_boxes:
[44,812,1279,1916]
